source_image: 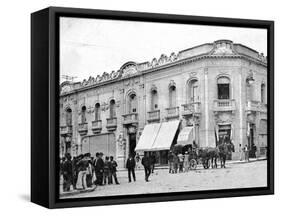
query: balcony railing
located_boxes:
[246,100,260,112]
[213,99,236,112]
[78,122,88,135]
[122,113,138,125]
[147,109,160,122]
[60,125,73,135]
[165,106,179,119]
[91,120,102,133]
[106,117,117,131]
[182,102,201,116]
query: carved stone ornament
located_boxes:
[122,65,138,77]
[210,40,237,55]
[214,111,235,124]
[168,80,176,89]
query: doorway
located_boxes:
[218,124,231,144]
[129,133,136,157]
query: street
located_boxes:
[62,160,267,199]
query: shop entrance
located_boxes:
[218,124,231,145]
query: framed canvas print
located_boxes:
[31,7,274,208]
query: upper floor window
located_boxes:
[169,85,176,107]
[109,99,116,118]
[151,89,158,110]
[261,83,266,103]
[128,93,137,113]
[65,108,72,126]
[187,79,199,102]
[217,76,230,99]
[94,103,101,121]
[81,106,87,123]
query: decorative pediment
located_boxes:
[120,62,138,77]
[210,40,237,55]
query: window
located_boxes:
[109,99,116,118]
[81,106,87,123]
[261,83,266,103]
[128,93,137,113]
[151,89,158,110]
[217,76,230,99]
[94,103,101,120]
[187,79,199,102]
[65,108,72,126]
[169,85,176,107]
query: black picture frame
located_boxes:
[31,6,274,209]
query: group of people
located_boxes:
[126,152,156,182]
[238,144,258,162]
[168,151,190,173]
[60,152,119,192]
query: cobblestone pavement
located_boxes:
[62,160,267,199]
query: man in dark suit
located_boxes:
[141,153,151,182]
[126,154,136,182]
[94,152,104,186]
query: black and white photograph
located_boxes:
[58,16,269,199]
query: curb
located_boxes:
[60,185,97,198]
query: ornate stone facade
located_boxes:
[60,40,268,165]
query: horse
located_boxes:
[197,147,219,169]
[217,142,235,168]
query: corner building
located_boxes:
[60,40,268,168]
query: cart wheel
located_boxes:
[189,159,197,170]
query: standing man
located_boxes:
[150,153,156,173]
[238,144,243,161]
[62,153,72,192]
[126,154,136,182]
[178,152,184,173]
[109,156,120,184]
[76,154,89,190]
[103,156,111,185]
[141,153,151,182]
[94,153,104,186]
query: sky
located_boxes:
[60,17,267,83]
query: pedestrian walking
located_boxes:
[183,151,189,172]
[168,151,174,173]
[141,153,152,182]
[94,152,104,186]
[62,153,73,192]
[238,144,243,161]
[178,153,184,173]
[135,153,141,170]
[126,154,136,182]
[109,156,120,184]
[103,156,112,185]
[76,154,89,190]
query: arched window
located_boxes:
[128,93,137,113]
[151,89,158,110]
[65,108,72,126]
[109,99,116,118]
[261,83,266,103]
[81,106,87,123]
[169,85,176,107]
[94,103,101,121]
[217,76,230,99]
[187,79,199,102]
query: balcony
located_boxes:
[106,117,117,131]
[91,120,102,134]
[60,125,73,136]
[182,102,201,116]
[78,122,88,135]
[122,113,138,125]
[165,106,179,119]
[213,99,236,112]
[260,103,267,113]
[147,110,160,123]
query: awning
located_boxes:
[176,126,194,145]
[135,123,161,151]
[135,120,180,152]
